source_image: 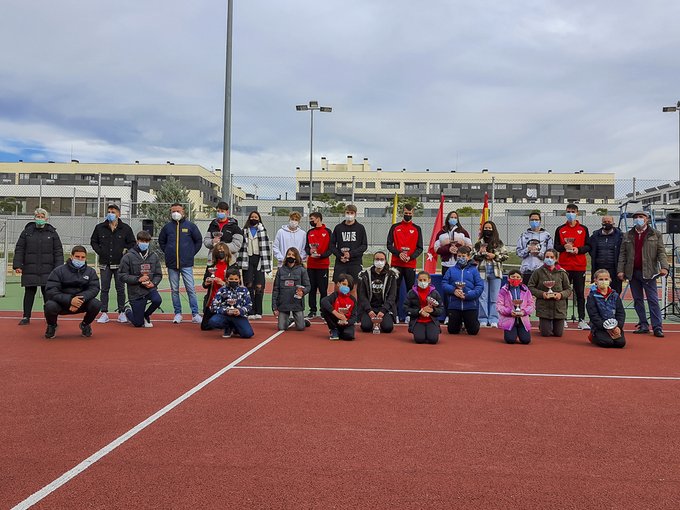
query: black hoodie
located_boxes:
[331,221,368,265]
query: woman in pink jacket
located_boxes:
[496,269,535,344]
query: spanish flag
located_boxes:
[391,193,399,224]
[478,191,490,239]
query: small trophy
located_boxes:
[427,296,439,308]
[544,280,555,297]
[294,285,305,299]
[454,281,466,290]
[226,298,237,315]
[371,316,382,334]
[400,246,410,253]
[512,299,523,314]
[208,266,217,284]
[479,243,488,255]
[603,318,618,330]
[310,243,319,256]
[528,240,540,255]
[564,237,575,252]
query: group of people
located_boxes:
[12,200,669,348]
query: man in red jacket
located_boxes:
[305,212,333,318]
[554,203,591,330]
[386,204,423,322]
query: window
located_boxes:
[494,184,507,190]
[381,182,400,189]
[471,185,481,190]
[365,182,376,189]
[355,182,363,188]
[512,184,523,190]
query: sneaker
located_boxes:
[222,329,233,338]
[45,324,57,339]
[654,328,665,338]
[118,312,128,324]
[633,325,650,334]
[404,316,410,324]
[192,314,203,324]
[578,320,591,331]
[444,316,449,325]
[173,314,183,324]
[564,320,569,329]
[329,329,340,340]
[18,317,30,325]
[306,312,317,319]
[97,312,110,324]
[254,314,262,320]
[79,321,92,338]
[143,318,154,328]
[304,319,312,328]
[490,322,498,328]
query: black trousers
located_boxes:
[539,318,565,337]
[566,270,586,321]
[44,298,102,326]
[333,263,362,283]
[504,319,531,344]
[242,255,265,315]
[447,309,480,335]
[320,309,355,340]
[412,321,440,344]
[23,285,46,318]
[100,266,126,313]
[359,310,394,333]
[590,328,626,348]
[307,268,329,314]
[394,266,416,320]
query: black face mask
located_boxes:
[403,215,413,222]
[310,221,317,228]
[215,252,226,260]
[482,230,493,239]
[228,281,239,289]
[249,219,259,226]
[286,257,296,264]
[602,224,614,231]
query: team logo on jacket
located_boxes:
[577,230,583,235]
[409,229,414,234]
[321,233,327,237]
[83,275,90,280]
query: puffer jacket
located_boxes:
[586,287,625,332]
[527,265,573,320]
[45,260,100,307]
[617,227,669,280]
[118,246,163,301]
[442,262,484,311]
[589,227,623,275]
[158,218,203,269]
[272,264,311,313]
[496,284,535,332]
[357,265,400,316]
[13,222,63,287]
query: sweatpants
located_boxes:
[504,319,531,344]
[307,268,329,314]
[359,310,394,333]
[538,318,565,337]
[125,289,162,327]
[320,309,355,340]
[447,309,480,335]
[44,298,102,326]
[412,321,440,344]
[22,285,46,318]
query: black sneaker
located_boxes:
[306,312,317,319]
[19,317,30,326]
[633,326,650,334]
[329,329,340,340]
[222,329,233,338]
[304,319,312,328]
[654,328,665,338]
[45,324,57,339]
[79,321,93,338]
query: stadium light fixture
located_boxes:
[662,101,680,184]
[296,100,333,213]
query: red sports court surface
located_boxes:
[2,314,680,509]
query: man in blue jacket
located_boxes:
[158,203,203,324]
[442,246,484,335]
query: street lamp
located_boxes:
[296,100,332,213]
[662,100,680,184]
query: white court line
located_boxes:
[234,365,680,381]
[11,330,286,510]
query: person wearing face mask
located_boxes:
[158,203,204,324]
[208,269,254,338]
[237,211,272,320]
[496,270,535,344]
[273,211,307,264]
[320,274,358,340]
[528,248,573,337]
[305,212,334,319]
[13,208,64,325]
[473,220,508,328]
[386,204,424,323]
[588,215,623,295]
[442,246,484,335]
[434,211,472,275]
[404,271,445,344]
[586,269,626,348]
[90,204,136,325]
[331,204,368,285]
[357,251,399,333]
[118,231,163,328]
[43,246,101,339]
[554,203,591,330]
[617,210,669,337]
[517,211,554,285]
[203,201,243,264]
[272,248,310,331]
[200,242,235,330]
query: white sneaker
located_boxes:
[564,320,569,329]
[404,316,410,324]
[144,319,153,328]
[118,312,128,323]
[490,322,498,328]
[173,314,183,324]
[192,314,203,324]
[253,314,262,320]
[578,320,591,330]
[96,312,110,324]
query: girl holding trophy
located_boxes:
[586,269,626,348]
[496,269,535,344]
[200,242,235,330]
[404,271,445,344]
[528,249,572,337]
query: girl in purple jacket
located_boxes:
[496,269,535,344]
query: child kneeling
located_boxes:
[208,269,254,338]
[405,271,445,344]
[586,269,626,348]
[496,270,535,344]
[320,274,357,340]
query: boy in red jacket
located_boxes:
[305,212,333,319]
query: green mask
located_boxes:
[35,219,47,227]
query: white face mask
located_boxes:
[374,260,385,269]
[345,214,355,222]
[289,220,299,229]
[417,280,429,289]
[171,211,182,221]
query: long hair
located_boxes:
[284,247,303,267]
[444,210,471,238]
[478,220,502,251]
[212,241,231,264]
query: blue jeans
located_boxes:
[630,269,662,330]
[168,267,199,315]
[479,274,501,325]
[125,289,163,327]
[208,314,254,338]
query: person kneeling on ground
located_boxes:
[357,251,398,334]
[528,248,572,337]
[496,269,535,344]
[320,274,358,341]
[272,247,311,331]
[405,271,445,344]
[43,245,101,339]
[119,231,163,328]
[200,242,236,331]
[208,269,254,338]
[586,269,626,348]
[442,246,484,335]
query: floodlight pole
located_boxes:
[296,101,332,214]
[222,0,234,206]
[662,101,680,185]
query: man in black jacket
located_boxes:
[589,215,623,294]
[44,246,101,339]
[90,204,135,324]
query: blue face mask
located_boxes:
[106,212,117,222]
[544,258,555,267]
[338,285,350,295]
[457,257,467,266]
[72,259,85,269]
[216,212,227,221]
[529,220,540,229]
[138,242,149,251]
[448,217,458,227]
[634,218,646,227]
[566,212,577,222]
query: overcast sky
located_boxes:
[1,0,679,180]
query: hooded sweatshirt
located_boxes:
[273,225,307,263]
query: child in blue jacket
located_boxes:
[208,269,254,338]
[442,246,484,335]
